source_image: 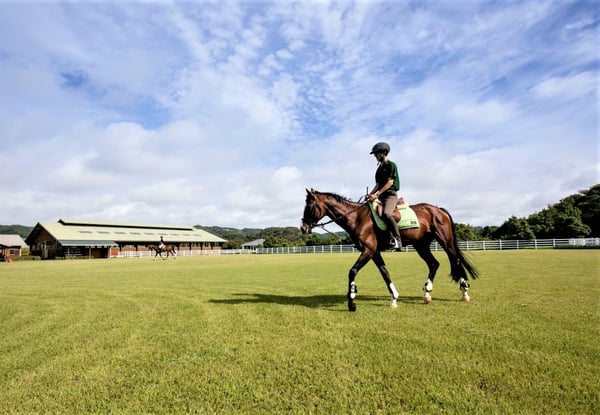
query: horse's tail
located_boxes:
[438,207,480,282]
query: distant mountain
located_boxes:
[195,225,263,240]
[0,225,33,239]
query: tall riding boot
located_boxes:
[383,214,402,250]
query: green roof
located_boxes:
[58,218,194,231]
[58,240,119,247]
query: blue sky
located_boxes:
[0,0,597,230]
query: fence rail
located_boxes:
[111,237,599,257]
[254,237,600,255]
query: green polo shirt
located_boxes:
[375,160,400,191]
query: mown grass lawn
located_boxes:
[0,250,598,414]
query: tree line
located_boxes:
[2,184,597,247]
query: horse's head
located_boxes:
[300,188,325,234]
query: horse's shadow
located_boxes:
[209,293,431,310]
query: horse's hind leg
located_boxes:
[372,252,399,308]
[460,278,470,302]
[414,242,439,304]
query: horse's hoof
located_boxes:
[348,303,357,312]
[390,302,398,309]
[424,295,432,304]
[463,294,471,303]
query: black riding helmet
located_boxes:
[370,142,390,155]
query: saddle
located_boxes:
[369,197,419,230]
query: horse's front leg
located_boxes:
[347,251,372,312]
[372,252,399,308]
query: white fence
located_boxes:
[254,237,600,255]
[112,237,599,257]
[114,249,236,258]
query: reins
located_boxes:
[306,196,366,237]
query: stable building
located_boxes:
[241,238,266,251]
[25,219,226,259]
[0,234,28,259]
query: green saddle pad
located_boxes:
[368,201,420,231]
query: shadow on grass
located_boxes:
[209,293,440,309]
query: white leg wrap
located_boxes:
[459,278,471,302]
[389,282,399,299]
[349,281,357,299]
[423,279,433,294]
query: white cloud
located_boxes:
[0,0,597,230]
[449,99,516,126]
[531,71,598,100]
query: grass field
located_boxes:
[0,250,598,414]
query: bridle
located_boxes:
[302,194,366,235]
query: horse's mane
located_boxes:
[317,191,360,204]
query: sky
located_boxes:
[0,0,598,231]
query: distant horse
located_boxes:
[148,244,177,260]
[300,189,479,311]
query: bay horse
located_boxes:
[148,244,177,260]
[300,189,479,311]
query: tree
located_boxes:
[527,187,594,238]
[572,184,600,236]
[553,201,590,238]
[263,236,286,248]
[528,207,557,239]
[492,216,535,240]
[303,233,323,246]
[322,233,343,245]
[454,223,480,241]
[480,225,498,240]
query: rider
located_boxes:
[367,141,403,251]
[159,236,166,250]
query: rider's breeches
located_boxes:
[380,191,401,238]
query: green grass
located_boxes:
[0,250,598,414]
